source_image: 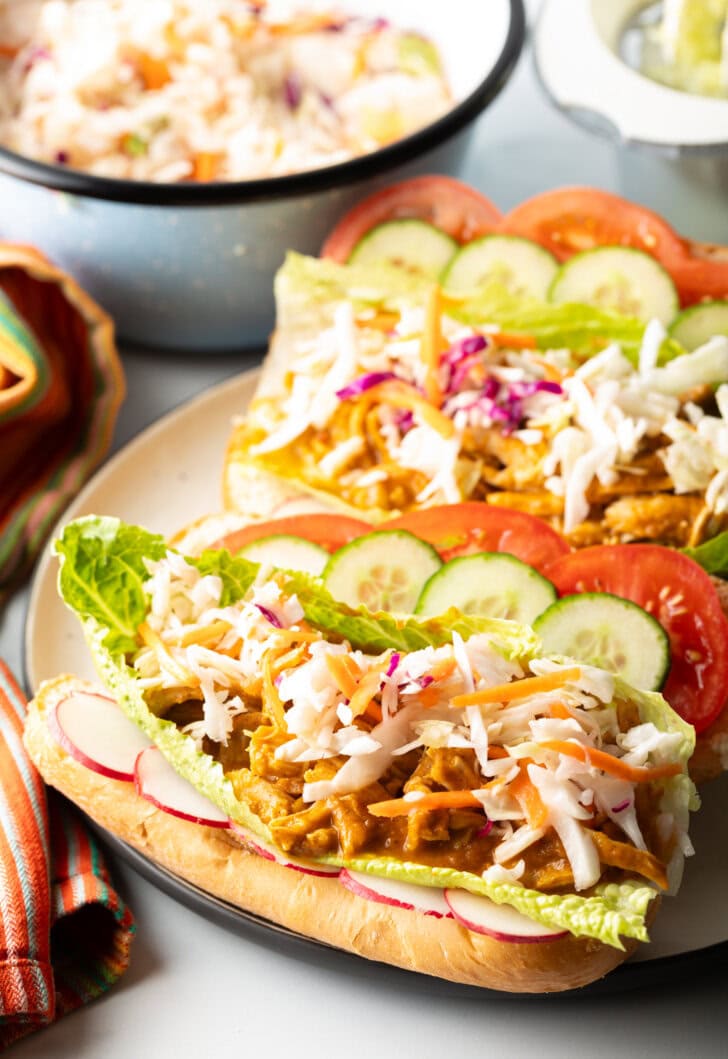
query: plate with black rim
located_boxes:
[26,369,728,997]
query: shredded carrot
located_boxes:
[531,355,564,383]
[271,643,309,677]
[368,380,455,438]
[192,151,221,182]
[539,740,682,783]
[269,14,340,35]
[509,764,549,830]
[348,667,385,720]
[325,653,362,699]
[356,310,400,332]
[430,657,457,681]
[549,702,573,721]
[368,789,483,818]
[0,44,19,58]
[139,52,171,90]
[451,668,582,709]
[421,285,445,407]
[351,37,369,79]
[418,683,445,709]
[490,331,538,350]
[487,745,509,759]
[174,620,232,647]
[137,622,195,687]
[362,699,383,725]
[262,653,286,728]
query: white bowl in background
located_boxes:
[535,0,728,245]
[0,0,525,352]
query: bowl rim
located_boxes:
[0,0,525,207]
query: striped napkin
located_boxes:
[0,243,124,603]
[0,661,135,1049]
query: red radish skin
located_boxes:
[445,889,568,942]
[230,822,340,876]
[340,869,452,918]
[48,691,152,782]
[134,747,230,829]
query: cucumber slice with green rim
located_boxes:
[414,553,557,624]
[669,300,728,351]
[533,592,670,691]
[442,235,559,299]
[238,534,329,576]
[323,530,442,613]
[347,220,457,280]
[548,247,679,325]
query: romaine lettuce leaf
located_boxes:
[684,530,728,579]
[339,856,656,949]
[282,570,540,657]
[276,253,684,364]
[55,516,540,660]
[55,516,168,655]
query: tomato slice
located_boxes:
[320,176,502,262]
[500,187,688,269]
[211,514,372,555]
[672,240,728,306]
[381,502,570,574]
[544,545,728,733]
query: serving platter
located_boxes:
[25,369,728,995]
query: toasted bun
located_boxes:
[222,449,390,523]
[24,675,639,994]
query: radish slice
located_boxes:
[445,889,567,942]
[134,747,230,829]
[340,869,452,918]
[229,822,340,876]
[49,691,152,782]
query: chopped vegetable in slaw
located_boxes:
[0,0,450,181]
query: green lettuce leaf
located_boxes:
[339,856,656,949]
[684,530,728,578]
[282,570,540,657]
[276,253,684,364]
[449,282,683,364]
[56,516,540,660]
[614,677,696,766]
[55,516,168,655]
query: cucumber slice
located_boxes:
[442,235,559,299]
[415,553,556,624]
[533,592,670,691]
[239,534,329,576]
[323,530,442,613]
[549,247,679,325]
[347,220,457,280]
[669,300,728,351]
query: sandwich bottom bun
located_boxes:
[24,674,645,995]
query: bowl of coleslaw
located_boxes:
[0,0,525,351]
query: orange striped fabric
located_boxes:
[0,661,135,1049]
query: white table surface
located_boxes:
[3,2,728,1054]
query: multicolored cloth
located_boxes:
[0,243,125,603]
[0,660,135,1050]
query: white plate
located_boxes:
[24,370,728,969]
